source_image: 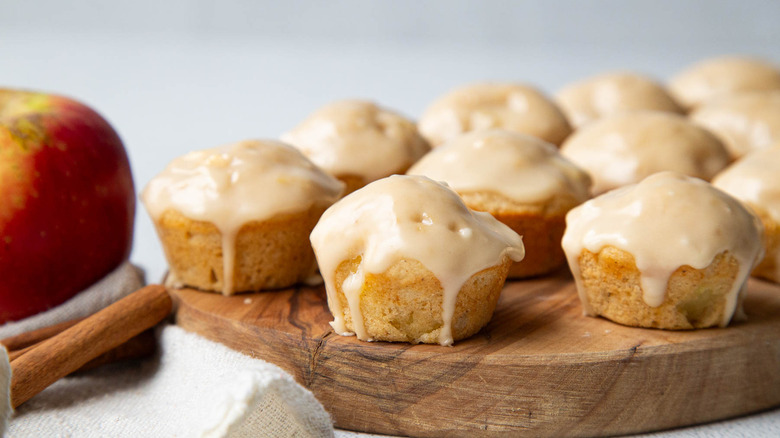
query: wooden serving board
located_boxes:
[171,271,780,437]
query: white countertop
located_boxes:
[2,2,779,435]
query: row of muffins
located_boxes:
[143,55,780,346]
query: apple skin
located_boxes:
[0,89,135,323]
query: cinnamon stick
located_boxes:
[7,328,157,369]
[9,284,171,408]
[1,317,85,352]
[77,328,157,373]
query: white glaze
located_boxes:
[142,140,344,294]
[669,56,780,110]
[714,146,780,223]
[555,72,682,128]
[281,100,430,184]
[561,111,731,195]
[418,83,571,147]
[690,91,780,158]
[309,175,525,346]
[408,129,591,205]
[562,172,763,326]
[714,146,780,281]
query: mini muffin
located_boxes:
[689,91,780,159]
[142,140,344,295]
[560,111,731,195]
[408,129,591,278]
[281,100,430,194]
[555,72,683,128]
[562,172,763,329]
[669,56,780,111]
[310,175,524,346]
[713,145,780,283]
[418,83,572,148]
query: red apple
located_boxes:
[0,89,135,323]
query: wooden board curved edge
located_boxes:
[171,275,780,437]
[309,340,780,437]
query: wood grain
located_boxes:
[172,272,780,437]
[10,285,172,408]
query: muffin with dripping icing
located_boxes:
[418,82,572,148]
[562,172,763,329]
[669,56,780,111]
[281,100,430,194]
[142,140,344,295]
[689,91,780,159]
[714,145,780,283]
[555,72,683,129]
[310,175,525,346]
[560,111,731,195]
[408,129,591,278]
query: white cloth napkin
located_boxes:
[7,325,333,437]
[1,263,335,437]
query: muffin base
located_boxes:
[335,174,367,196]
[753,212,780,283]
[495,212,566,278]
[577,246,741,329]
[155,206,325,295]
[331,257,512,344]
[460,191,579,279]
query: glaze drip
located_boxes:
[310,175,524,345]
[562,171,763,326]
[142,140,344,294]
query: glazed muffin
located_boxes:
[669,56,780,111]
[418,83,572,148]
[560,111,731,195]
[713,145,780,283]
[142,140,344,295]
[281,100,430,194]
[562,172,763,329]
[310,175,524,346]
[689,91,780,159]
[408,129,591,278]
[555,72,683,128]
